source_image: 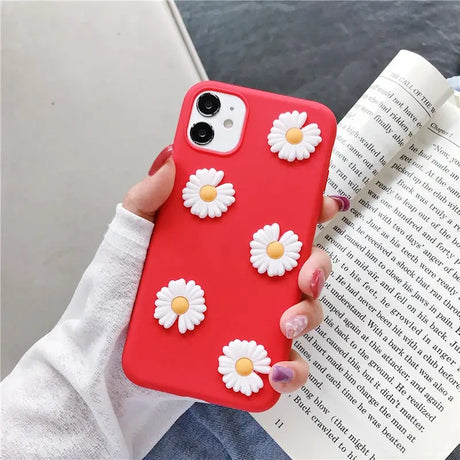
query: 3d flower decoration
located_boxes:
[218,339,271,396]
[267,110,322,162]
[154,279,206,334]
[250,223,302,277]
[182,168,236,218]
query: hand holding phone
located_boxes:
[123,82,337,411]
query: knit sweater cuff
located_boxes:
[104,203,154,259]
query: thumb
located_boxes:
[122,146,176,222]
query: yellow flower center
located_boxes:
[199,185,217,202]
[235,357,254,376]
[266,241,284,259]
[171,296,189,315]
[285,127,303,145]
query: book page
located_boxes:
[253,97,460,459]
[325,50,452,200]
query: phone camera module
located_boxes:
[190,122,214,145]
[197,92,221,117]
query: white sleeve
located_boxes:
[0,204,193,459]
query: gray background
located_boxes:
[1,1,201,376]
[177,1,460,121]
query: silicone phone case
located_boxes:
[123,81,336,412]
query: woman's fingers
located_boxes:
[319,195,350,223]
[280,297,323,339]
[269,349,309,393]
[270,196,348,393]
[122,146,175,222]
[278,247,331,340]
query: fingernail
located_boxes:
[311,269,325,299]
[148,145,173,176]
[284,315,308,339]
[272,365,294,383]
[329,195,350,212]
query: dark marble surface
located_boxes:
[176,3,460,459]
[177,1,460,121]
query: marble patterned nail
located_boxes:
[284,315,308,339]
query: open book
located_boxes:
[253,50,459,459]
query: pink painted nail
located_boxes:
[329,195,350,212]
[284,315,308,339]
[311,269,325,299]
[148,145,173,176]
[272,365,294,383]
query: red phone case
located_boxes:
[123,81,336,412]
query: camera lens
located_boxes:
[190,122,214,145]
[197,92,221,116]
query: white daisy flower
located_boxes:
[154,279,206,334]
[182,168,236,218]
[250,223,302,277]
[267,110,322,162]
[218,339,271,397]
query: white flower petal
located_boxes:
[210,170,224,186]
[219,195,235,207]
[253,345,269,362]
[183,197,200,207]
[257,260,270,274]
[270,127,286,136]
[297,111,307,127]
[216,183,235,193]
[279,112,297,128]
[253,229,270,246]
[269,140,287,153]
[240,379,252,396]
[268,132,285,143]
[273,119,287,130]
[177,315,188,334]
[250,248,267,256]
[281,257,298,270]
[196,169,212,184]
[154,298,170,308]
[267,259,284,277]
[249,373,264,392]
[188,286,204,298]
[249,240,266,250]
[184,182,200,191]
[198,205,209,219]
[222,372,235,384]
[160,312,177,328]
[287,147,297,162]
[185,314,197,332]
[189,310,205,323]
